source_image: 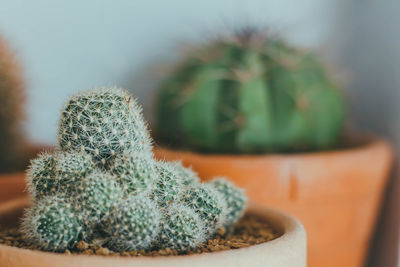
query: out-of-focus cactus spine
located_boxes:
[156,29,345,153]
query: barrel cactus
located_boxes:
[103,196,161,251]
[58,87,152,167]
[21,196,85,251]
[156,29,345,153]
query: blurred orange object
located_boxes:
[154,136,393,267]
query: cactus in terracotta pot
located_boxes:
[0,35,25,172]
[155,28,345,153]
[22,87,247,252]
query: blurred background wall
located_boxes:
[0,0,398,265]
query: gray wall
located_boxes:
[333,1,400,266]
[0,0,338,144]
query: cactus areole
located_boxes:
[156,29,345,153]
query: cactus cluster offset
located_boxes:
[156,28,345,153]
[58,87,152,166]
[22,87,247,253]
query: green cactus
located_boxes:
[72,171,124,223]
[109,152,156,195]
[103,196,161,251]
[26,151,59,200]
[150,160,184,207]
[181,183,226,236]
[0,36,26,173]
[170,161,200,186]
[158,203,205,251]
[56,151,95,192]
[21,87,249,253]
[21,196,85,251]
[210,177,247,228]
[58,87,152,167]
[156,29,345,153]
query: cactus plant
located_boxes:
[169,161,200,186]
[210,177,247,227]
[155,28,345,153]
[56,151,95,192]
[72,171,124,223]
[150,160,184,207]
[58,87,152,167]
[103,196,161,251]
[158,203,205,251]
[181,183,227,236]
[26,151,59,200]
[0,35,25,173]
[108,152,156,195]
[21,196,85,251]
[22,87,248,253]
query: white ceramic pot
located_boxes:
[0,198,306,267]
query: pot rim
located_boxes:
[154,135,392,159]
[0,198,306,265]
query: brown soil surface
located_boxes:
[0,214,279,256]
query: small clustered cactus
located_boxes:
[22,87,247,253]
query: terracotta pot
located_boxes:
[0,198,306,267]
[0,144,48,203]
[154,137,393,267]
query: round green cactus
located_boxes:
[210,177,247,227]
[150,160,184,207]
[72,171,124,223]
[103,196,161,251]
[181,183,226,236]
[169,161,200,186]
[21,196,84,251]
[58,87,152,167]
[158,203,205,251]
[156,29,345,153]
[109,152,156,195]
[55,151,95,192]
[26,151,59,200]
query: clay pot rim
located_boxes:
[155,135,391,160]
[0,198,306,264]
